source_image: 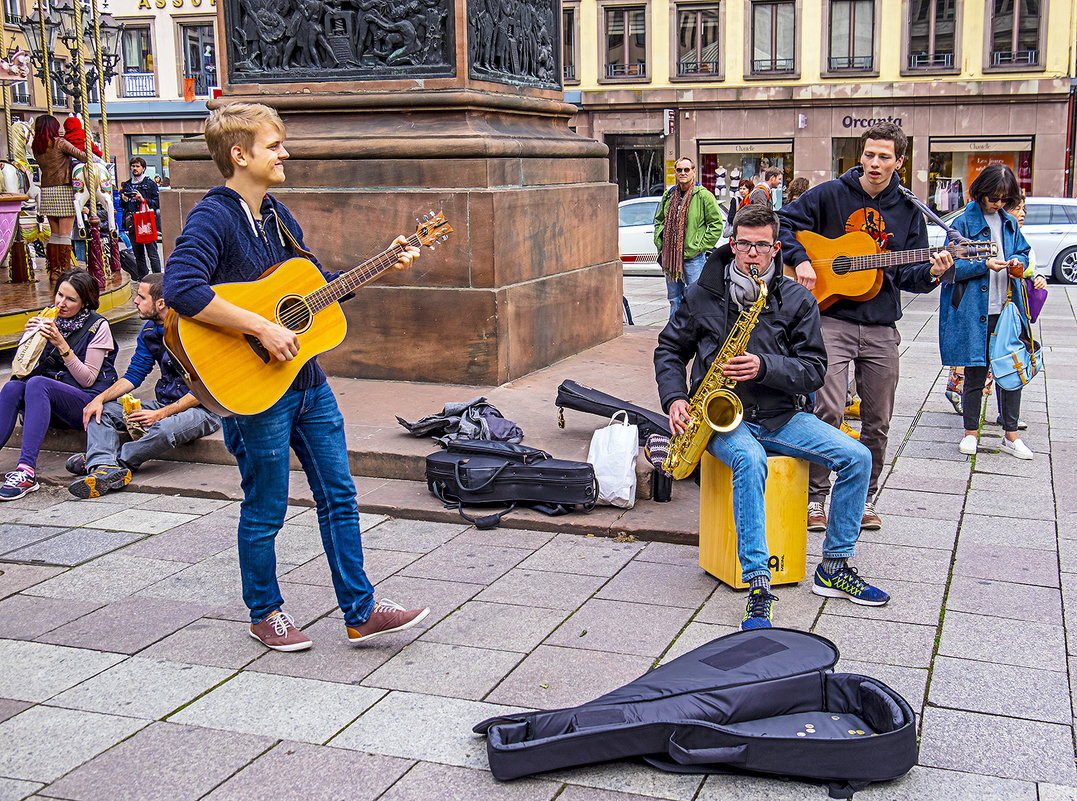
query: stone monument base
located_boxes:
[165,92,621,386]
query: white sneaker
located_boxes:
[958,435,978,455]
[1000,437,1034,460]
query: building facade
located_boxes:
[1,0,217,185]
[564,0,1077,211]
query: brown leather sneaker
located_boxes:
[346,600,430,644]
[807,501,828,532]
[249,611,312,652]
[861,502,882,531]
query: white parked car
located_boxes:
[927,196,1077,284]
[618,196,729,276]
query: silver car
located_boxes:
[927,196,1077,284]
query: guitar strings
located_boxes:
[275,233,426,330]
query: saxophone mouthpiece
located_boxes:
[749,266,759,278]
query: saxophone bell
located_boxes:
[701,387,743,433]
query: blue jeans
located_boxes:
[706,412,871,582]
[222,382,375,627]
[666,252,706,317]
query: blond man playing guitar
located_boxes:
[163,103,429,652]
[776,123,953,534]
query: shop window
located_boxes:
[928,146,1031,213]
[750,2,795,74]
[608,135,663,200]
[700,149,793,209]
[563,5,579,83]
[829,0,874,71]
[604,6,647,79]
[989,0,1040,67]
[676,5,721,78]
[834,137,914,189]
[908,0,956,69]
[128,134,185,185]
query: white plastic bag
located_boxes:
[587,411,639,508]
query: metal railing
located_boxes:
[828,55,873,70]
[605,62,646,78]
[563,63,576,81]
[751,57,795,72]
[908,51,954,68]
[678,60,720,75]
[991,49,1037,66]
[121,72,156,98]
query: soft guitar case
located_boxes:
[555,380,671,445]
[474,629,917,798]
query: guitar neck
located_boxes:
[842,247,939,272]
[304,234,420,313]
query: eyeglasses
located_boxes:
[732,240,776,253]
[674,167,694,173]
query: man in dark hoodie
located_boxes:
[164,103,429,653]
[777,123,952,532]
[656,205,886,631]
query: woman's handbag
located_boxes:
[586,411,639,508]
[132,197,158,244]
[989,281,1042,391]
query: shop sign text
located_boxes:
[137,0,216,8]
[841,115,903,129]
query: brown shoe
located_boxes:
[249,611,312,652]
[346,600,430,644]
[807,501,828,532]
[861,502,882,531]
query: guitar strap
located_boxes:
[896,184,967,285]
[273,215,316,260]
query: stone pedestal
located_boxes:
[164,0,620,386]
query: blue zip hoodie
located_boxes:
[163,186,329,391]
[777,167,939,326]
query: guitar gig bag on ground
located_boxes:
[475,629,917,798]
[426,439,597,529]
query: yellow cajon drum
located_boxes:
[699,451,809,589]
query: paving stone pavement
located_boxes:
[0,284,1075,799]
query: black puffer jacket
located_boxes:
[654,245,827,431]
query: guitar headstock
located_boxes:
[414,210,454,250]
[948,240,998,260]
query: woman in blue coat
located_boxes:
[939,165,1034,460]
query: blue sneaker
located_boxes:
[812,564,889,606]
[740,588,777,630]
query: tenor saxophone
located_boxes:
[663,269,769,481]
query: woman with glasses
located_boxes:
[938,164,1036,460]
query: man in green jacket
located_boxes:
[654,157,724,316]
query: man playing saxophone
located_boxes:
[654,205,888,630]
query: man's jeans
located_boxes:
[85,400,221,471]
[222,382,375,627]
[706,412,871,583]
[666,252,706,317]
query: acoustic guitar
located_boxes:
[164,212,453,417]
[795,230,996,311]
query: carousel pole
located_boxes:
[2,0,33,284]
[38,2,50,115]
[90,0,118,282]
[71,0,105,289]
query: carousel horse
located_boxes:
[72,160,116,238]
[8,119,40,214]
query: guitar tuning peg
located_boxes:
[428,209,435,218]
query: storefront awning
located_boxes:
[699,139,794,154]
[929,137,1034,153]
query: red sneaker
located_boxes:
[249,611,312,652]
[346,600,430,644]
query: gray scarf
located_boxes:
[728,262,775,309]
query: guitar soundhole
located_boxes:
[832,256,852,276]
[277,296,312,333]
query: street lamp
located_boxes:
[17,0,123,113]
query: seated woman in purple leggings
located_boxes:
[1,268,118,500]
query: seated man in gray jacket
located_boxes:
[68,273,221,498]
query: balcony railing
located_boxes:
[828,55,873,70]
[678,60,720,76]
[563,63,576,81]
[10,83,29,104]
[908,51,954,68]
[121,72,156,98]
[991,49,1038,66]
[605,62,646,78]
[751,57,795,73]
[184,71,213,96]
